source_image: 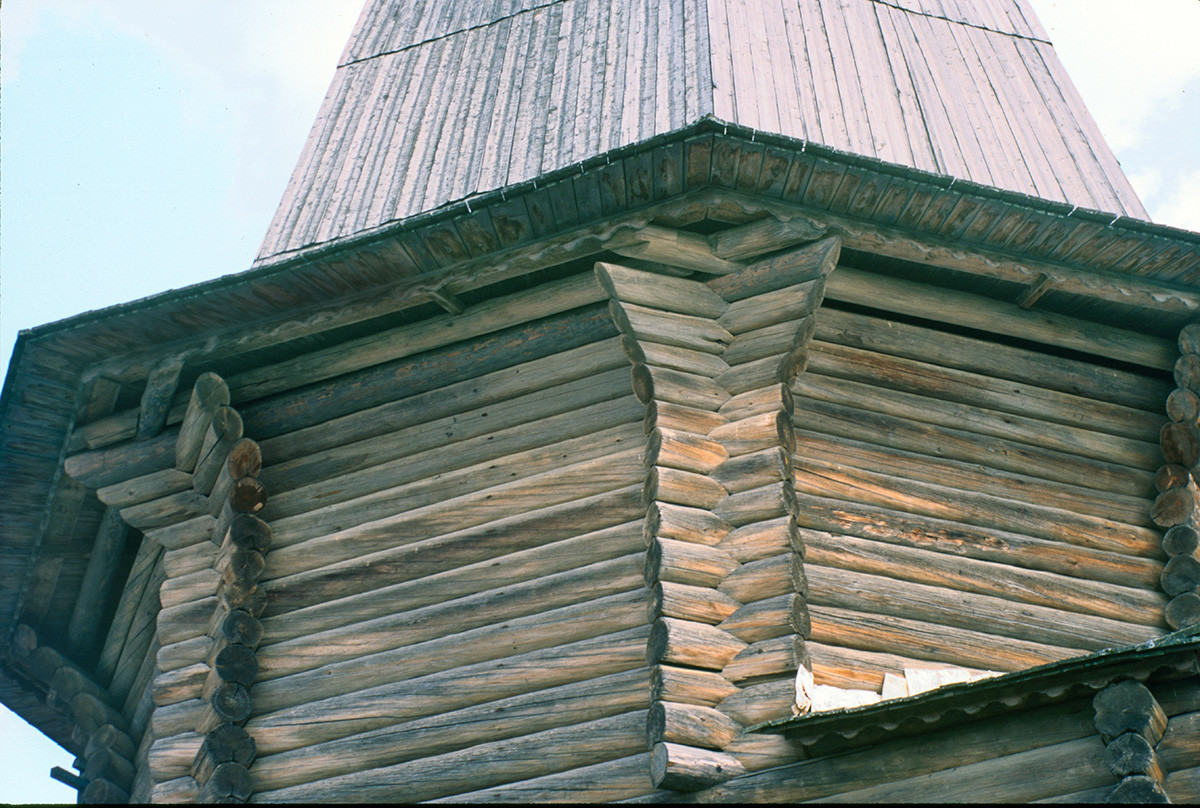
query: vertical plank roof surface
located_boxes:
[257,0,1147,264]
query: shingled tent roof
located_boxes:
[258,0,1147,265]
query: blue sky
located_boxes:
[1,0,1198,802]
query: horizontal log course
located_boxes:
[149,733,204,783]
[263,484,642,616]
[250,668,650,793]
[156,596,217,649]
[699,693,1103,802]
[96,468,193,509]
[794,428,1154,527]
[795,370,1161,470]
[256,554,643,682]
[722,635,810,684]
[1165,766,1200,804]
[645,399,728,435]
[265,447,643,577]
[635,339,731,377]
[176,372,230,472]
[252,588,650,716]
[723,320,805,367]
[805,563,1159,652]
[158,568,219,611]
[1165,592,1200,629]
[645,502,731,546]
[716,677,796,725]
[1158,711,1200,771]
[719,594,811,643]
[709,410,794,457]
[724,733,802,773]
[823,263,1172,370]
[651,741,747,792]
[251,316,624,461]
[648,617,747,671]
[64,428,177,489]
[717,280,823,336]
[255,710,650,803]
[157,636,214,674]
[801,529,1166,627]
[712,447,792,495]
[714,481,798,527]
[424,753,658,803]
[595,261,729,318]
[151,698,206,739]
[652,665,739,707]
[248,626,649,755]
[632,364,729,410]
[615,224,744,274]
[150,516,214,557]
[813,305,1171,413]
[1161,554,1200,596]
[644,466,727,510]
[1164,524,1200,557]
[808,603,1081,673]
[719,516,799,563]
[805,340,1164,444]
[645,428,729,475]
[790,490,1164,590]
[651,581,742,625]
[792,457,1162,558]
[262,520,639,644]
[717,355,792,397]
[609,300,732,355]
[264,389,639,520]
[119,490,209,532]
[708,215,827,261]
[718,383,793,421]
[148,776,199,804]
[152,663,210,707]
[648,701,741,751]
[719,552,806,603]
[1110,775,1170,803]
[706,236,839,302]
[645,539,739,589]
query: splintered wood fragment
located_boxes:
[644,466,727,510]
[651,665,739,707]
[1161,422,1200,466]
[650,741,746,791]
[719,593,811,643]
[646,428,729,475]
[645,538,739,589]
[650,581,741,625]
[1094,680,1168,744]
[138,357,185,440]
[1161,555,1200,597]
[595,262,729,317]
[709,216,826,260]
[176,373,230,472]
[645,502,732,546]
[648,617,747,670]
[647,701,741,750]
[1167,388,1200,425]
[1104,732,1164,780]
[613,226,744,275]
[1165,592,1200,630]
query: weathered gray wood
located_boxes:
[651,665,739,708]
[644,466,727,510]
[96,468,193,509]
[647,617,747,670]
[719,593,811,643]
[610,299,733,355]
[424,753,657,803]
[137,357,185,440]
[175,372,230,473]
[718,383,792,421]
[148,776,199,804]
[648,701,741,750]
[148,732,204,783]
[595,262,728,317]
[645,400,728,435]
[120,489,209,532]
[709,410,793,457]
[651,581,741,625]
[722,635,810,683]
[68,507,131,657]
[707,237,840,302]
[718,280,823,335]
[150,698,205,739]
[158,568,219,611]
[157,635,214,674]
[1165,766,1200,803]
[633,364,729,410]
[252,589,650,715]
[1166,592,1200,629]
[645,428,729,475]
[717,677,796,725]
[614,225,743,275]
[1111,775,1170,803]
[249,668,649,792]
[1104,732,1164,780]
[1094,681,1169,744]
[651,741,746,791]
[1164,524,1200,557]
[248,626,648,755]
[646,538,739,589]
[636,339,731,377]
[256,710,649,803]
[1161,554,1200,597]
[152,664,209,707]
[719,516,798,563]
[724,734,802,773]
[720,552,806,603]
[709,216,826,260]
[714,481,798,527]
[198,761,252,802]
[712,447,791,494]
[645,502,732,546]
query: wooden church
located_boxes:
[4,0,1200,802]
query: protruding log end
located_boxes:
[647,617,747,670]
[1093,680,1167,745]
[1167,387,1200,426]
[1165,592,1200,630]
[81,778,130,805]
[1104,732,1164,780]
[650,741,746,792]
[227,514,272,552]
[198,761,253,803]
[647,701,741,750]
[1163,523,1200,557]
[1161,555,1200,598]
[1161,422,1200,466]
[631,363,655,404]
[1108,775,1170,804]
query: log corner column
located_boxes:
[1094,679,1171,803]
[1159,323,1200,631]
